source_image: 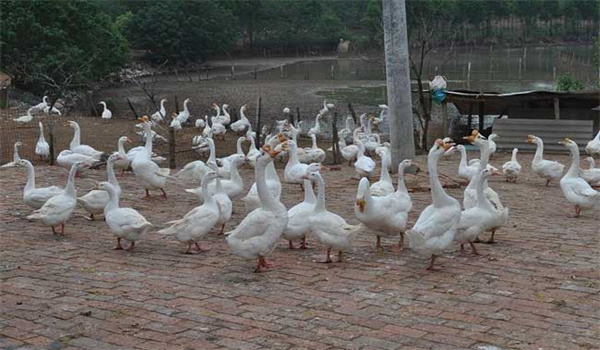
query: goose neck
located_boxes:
[70,123,81,148]
[256,159,278,209]
[236,138,244,155]
[428,151,452,207]
[567,144,580,177]
[314,174,327,212]
[396,164,408,194]
[303,179,316,203]
[533,139,544,162]
[24,160,36,191]
[65,165,78,195]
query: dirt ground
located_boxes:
[1,147,599,350]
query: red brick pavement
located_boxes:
[1,152,598,350]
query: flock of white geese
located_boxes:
[5,98,600,271]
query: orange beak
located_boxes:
[356,199,366,213]
[463,130,478,143]
[138,116,149,122]
[526,135,535,143]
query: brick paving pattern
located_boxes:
[1,152,598,350]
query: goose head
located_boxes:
[355,177,370,212]
[489,133,499,141]
[430,138,454,157]
[202,171,220,185]
[97,181,117,193]
[526,134,540,145]
[558,137,577,149]
[107,153,124,163]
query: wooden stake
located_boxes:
[348,103,358,125]
[331,111,340,165]
[169,127,176,169]
[256,97,262,149]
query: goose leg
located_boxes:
[545,179,551,186]
[160,188,168,199]
[575,205,581,217]
[51,226,57,235]
[142,189,151,200]
[195,242,208,252]
[184,241,193,254]
[126,241,135,251]
[60,223,65,236]
[398,233,404,251]
[218,224,225,235]
[288,241,295,250]
[484,231,497,244]
[114,238,123,250]
[300,236,308,249]
[254,258,264,273]
[460,244,465,253]
[426,255,441,270]
[469,242,480,255]
[337,251,343,263]
[376,236,383,252]
[320,247,333,263]
[260,257,273,268]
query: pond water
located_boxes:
[251,44,597,106]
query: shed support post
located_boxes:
[553,98,560,120]
[478,101,485,131]
[442,101,449,136]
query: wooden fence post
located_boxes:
[48,121,55,166]
[256,97,262,149]
[331,111,340,165]
[348,103,358,125]
[296,107,301,126]
[169,127,176,169]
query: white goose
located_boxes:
[284,141,313,185]
[99,101,112,120]
[218,137,246,174]
[242,158,281,213]
[354,140,376,178]
[305,132,326,163]
[527,134,565,186]
[488,133,499,156]
[502,148,522,183]
[309,114,322,135]
[304,171,362,263]
[66,120,104,159]
[211,118,227,140]
[27,162,84,235]
[170,113,182,130]
[407,139,461,270]
[213,176,233,234]
[282,164,321,249]
[372,104,388,126]
[175,98,191,124]
[77,154,122,220]
[35,122,50,160]
[112,136,132,173]
[338,116,354,141]
[455,168,497,255]
[56,150,97,171]
[318,100,334,117]
[581,157,600,186]
[42,96,61,115]
[452,144,479,181]
[559,138,600,217]
[100,182,152,251]
[159,172,221,253]
[151,98,167,122]
[186,154,246,199]
[15,159,63,209]
[369,149,394,196]
[231,104,251,134]
[2,141,22,168]
[246,135,261,167]
[226,147,288,272]
[131,118,170,199]
[355,159,413,251]
[213,103,231,126]
[13,108,34,124]
[585,130,600,156]
[341,129,360,166]
[202,116,213,139]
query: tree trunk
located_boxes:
[382,0,415,170]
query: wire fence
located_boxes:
[1,104,389,168]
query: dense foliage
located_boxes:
[1,0,598,94]
[556,74,585,92]
[0,0,129,95]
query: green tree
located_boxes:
[0,0,129,95]
[125,1,236,62]
[556,74,585,92]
